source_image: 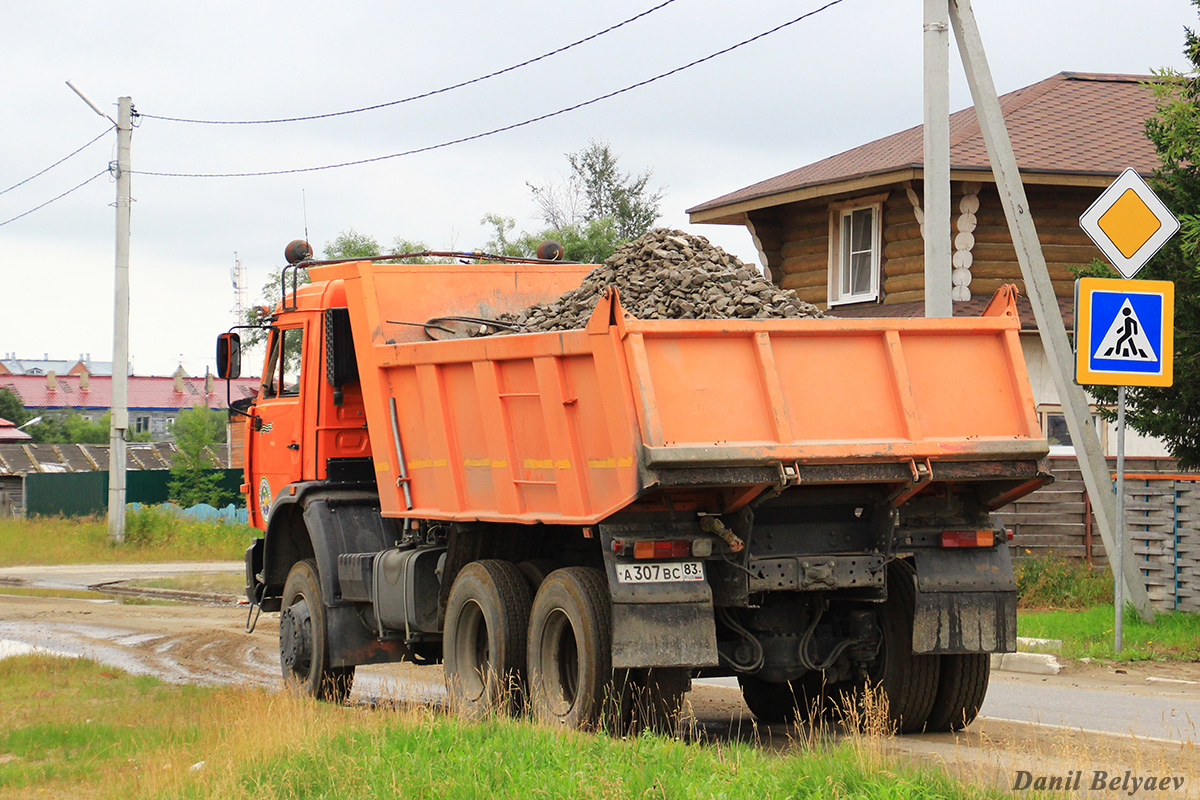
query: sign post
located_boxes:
[1077,168,1178,653]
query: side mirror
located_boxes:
[217,332,242,379]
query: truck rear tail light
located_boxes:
[614,539,693,559]
[940,530,995,548]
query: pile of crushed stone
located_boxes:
[488,229,822,334]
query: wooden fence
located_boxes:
[998,456,1200,612]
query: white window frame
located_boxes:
[1039,406,1106,455]
[827,195,885,306]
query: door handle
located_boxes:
[287,443,299,451]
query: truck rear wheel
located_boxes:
[627,667,691,734]
[280,559,354,703]
[526,567,615,730]
[865,559,940,733]
[443,560,532,719]
[738,671,836,725]
[924,653,990,732]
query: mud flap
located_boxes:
[910,547,1017,654]
[601,559,718,669]
[326,604,411,669]
[609,602,718,668]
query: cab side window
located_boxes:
[280,328,304,397]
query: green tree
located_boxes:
[168,405,233,507]
[22,411,110,444]
[488,140,664,263]
[1100,10,1200,467]
[565,139,663,241]
[323,228,381,259]
[0,388,30,426]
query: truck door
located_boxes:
[252,324,307,523]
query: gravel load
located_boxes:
[489,228,822,334]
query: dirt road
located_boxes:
[2,564,1197,796]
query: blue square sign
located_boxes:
[1075,278,1174,387]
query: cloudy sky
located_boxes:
[2,0,1193,377]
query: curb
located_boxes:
[991,650,1063,675]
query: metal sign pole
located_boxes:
[1115,385,1126,653]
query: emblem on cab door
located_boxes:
[258,422,273,434]
[258,478,272,519]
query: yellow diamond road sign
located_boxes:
[1080,168,1179,279]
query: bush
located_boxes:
[1015,555,1113,609]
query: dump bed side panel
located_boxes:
[331,261,642,524]
[625,316,1044,468]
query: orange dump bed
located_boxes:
[312,261,1047,526]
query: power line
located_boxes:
[0,127,113,197]
[138,0,682,126]
[135,0,848,179]
[0,169,109,228]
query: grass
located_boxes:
[1019,604,1200,662]
[0,507,255,566]
[1014,555,1200,662]
[0,654,1018,800]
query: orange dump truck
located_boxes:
[218,242,1049,733]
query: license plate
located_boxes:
[615,561,704,584]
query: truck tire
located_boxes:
[737,671,834,725]
[443,560,532,720]
[866,559,940,733]
[526,567,615,730]
[738,675,799,724]
[924,653,990,732]
[628,667,691,734]
[280,559,354,703]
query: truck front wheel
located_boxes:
[527,567,615,729]
[443,560,532,719]
[280,559,354,703]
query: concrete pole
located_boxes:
[923,0,953,318]
[107,96,132,544]
[948,0,1152,619]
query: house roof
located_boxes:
[826,291,1075,330]
[0,357,120,376]
[0,374,260,412]
[0,442,194,476]
[689,72,1160,219]
[0,418,32,442]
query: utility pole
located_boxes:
[109,97,132,544]
[944,0,1152,618]
[66,84,131,544]
[923,0,952,318]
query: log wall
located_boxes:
[747,180,1109,308]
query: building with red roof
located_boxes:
[1,370,259,440]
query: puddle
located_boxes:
[0,639,79,661]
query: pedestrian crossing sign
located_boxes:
[1075,277,1174,387]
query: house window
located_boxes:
[1041,409,1105,455]
[134,415,151,434]
[828,198,883,306]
